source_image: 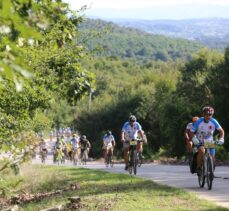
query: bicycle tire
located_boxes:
[106,152,110,167]
[207,155,214,190]
[110,155,114,168]
[128,149,133,174]
[133,150,138,175]
[73,149,78,165]
[82,150,87,165]
[138,152,143,167]
[198,165,205,188]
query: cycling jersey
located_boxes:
[103,134,115,146]
[191,117,222,142]
[40,143,47,150]
[122,121,142,141]
[71,137,80,149]
[80,140,90,150]
[185,122,193,141]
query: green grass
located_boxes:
[1,164,228,211]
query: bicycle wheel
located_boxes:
[198,165,205,188]
[128,150,133,174]
[133,150,138,175]
[82,150,87,165]
[138,152,143,167]
[73,150,78,165]
[41,152,45,163]
[110,155,114,168]
[207,156,214,190]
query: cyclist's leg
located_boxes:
[209,148,216,170]
[197,146,205,173]
[123,142,129,170]
[186,140,193,163]
[104,148,108,162]
[186,140,193,153]
[137,142,144,159]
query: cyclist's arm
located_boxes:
[218,127,224,139]
[189,131,195,139]
[112,140,116,147]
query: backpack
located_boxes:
[190,152,198,174]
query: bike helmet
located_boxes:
[192,116,199,123]
[81,135,86,141]
[106,130,111,135]
[202,106,214,116]
[129,115,136,122]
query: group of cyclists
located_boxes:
[38,133,91,165]
[38,105,224,178]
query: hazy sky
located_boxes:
[64,0,229,19]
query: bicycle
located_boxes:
[81,148,89,165]
[40,149,47,163]
[55,148,63,166]
[105,146,114,168]
[198,140,217,190]
[128,138,143,175]
[72,147,80,165]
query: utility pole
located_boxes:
[88,87,92,110]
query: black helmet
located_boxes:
[129,115,136,122]
[202,106,214,116]
[81,135,86,141]
[106,130,111,135]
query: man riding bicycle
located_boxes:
[79,135,91,160]
[39,138,48,158]
[190,106,224,175]
[69,134,80,161]
[185,116,199,156]
[103,130,116,163]
[121,115,145,170]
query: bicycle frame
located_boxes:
[104,146,114,167]
[198,141,215,190]
[128,139,142,175]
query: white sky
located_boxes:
[65,0,229,9]
[64,0,229,19]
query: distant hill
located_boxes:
[106,18,229,50]
[79,19,204,61]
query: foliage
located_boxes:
[0,0,94,176]
[79,19,203,62]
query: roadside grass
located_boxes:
[1,164,228,211]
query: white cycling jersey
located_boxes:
[103,134,115,146]
[71,137,80,149]
[191,117,222,142]
[122,121,142,141]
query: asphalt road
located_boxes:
[33,156,229,209]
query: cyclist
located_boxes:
[60,135,67,158]
[103,130,116,163]
[39,138,48,158]
[190,106,224,175]
[185,116,199,157]
[70,134,80,161]
[53,137,64,162]
[79,135,91,160]
[121,115,145,170]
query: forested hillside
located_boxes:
[79,19,203,61]
[110,18,229,50]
